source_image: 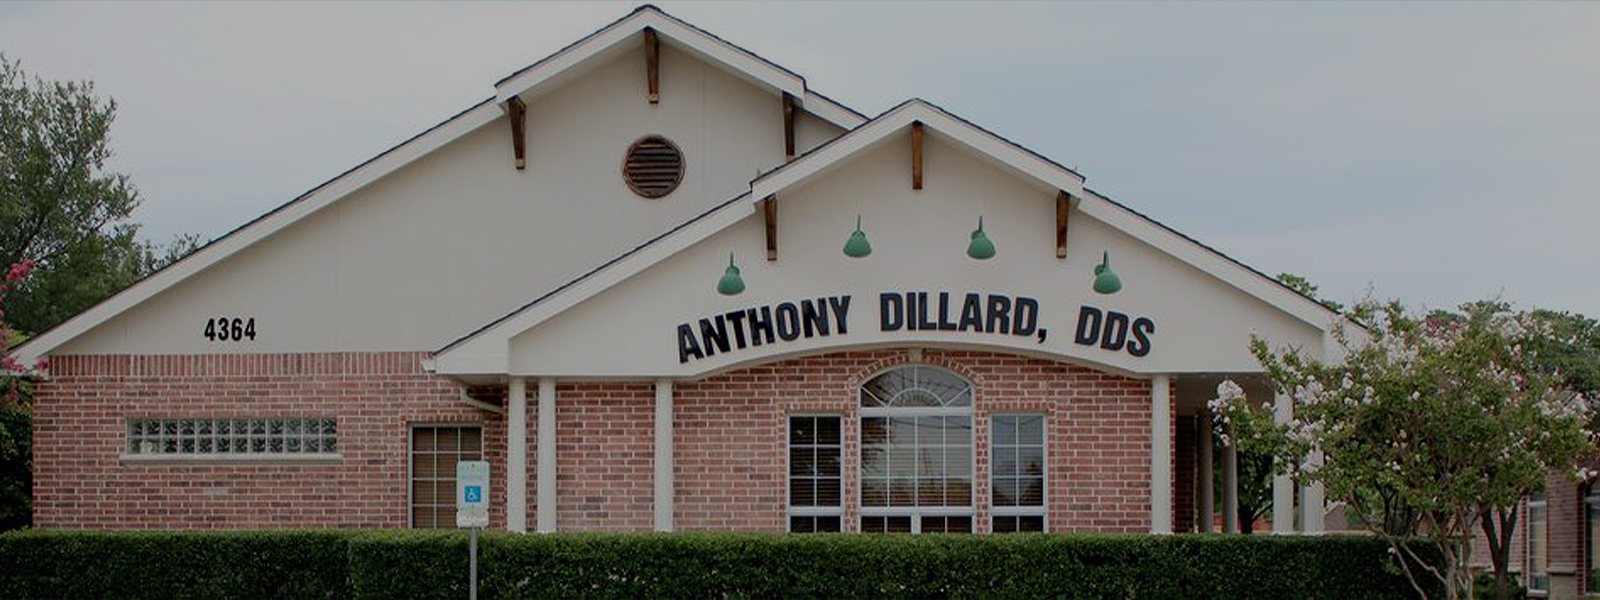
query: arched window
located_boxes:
[858,365,974,533]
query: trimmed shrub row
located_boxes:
[1,529,1437,599]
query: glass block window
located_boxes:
[991,415,1046,533]
[788,416,843,532]
[126,417,337,456]
[859,365,974,534]
[410,425,484,529]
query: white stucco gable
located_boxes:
[432,100,1342,379]
[12,5,864,369]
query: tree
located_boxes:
[1,54,203,337]
[1214,299,1594,599]
[0,55,202,531]
[1276,272,1344,313]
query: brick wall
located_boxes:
[672,349,1163,534]
[33,353,506,529]
[36,349,1172,535]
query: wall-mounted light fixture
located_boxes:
[843,215,872,258]
[1093,251,1122,294]
[967,216,996,260]
[717,252,746,296]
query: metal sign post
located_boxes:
[457,460,490,600]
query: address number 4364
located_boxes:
[203,317,256,341]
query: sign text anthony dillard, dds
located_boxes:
[676,292,1154,364]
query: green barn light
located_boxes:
[843,215,872,258]
[1093,250,1123,295]
[716,252,745,296]
[966,216,996,260]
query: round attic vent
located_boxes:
[622,135,684,199]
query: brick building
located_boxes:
[22,6,1352,539]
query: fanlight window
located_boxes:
[859,365,972,408]
[858,365,975,534]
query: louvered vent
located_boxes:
[622,135,684,199]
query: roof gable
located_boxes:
[431,100,1343,376]
[495,5,864,129]
[12,5,865,369]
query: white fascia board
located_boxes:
[13,101,504,367]
[751,101,1085,202]
[801,92,868,129]
[431,195,758,375]
[494,10,806,115]
[1073,192,1340,332]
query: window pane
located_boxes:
[814,516,841,532]
[816,450,840,477]
[1017,515,1045,532]
[994,417,1018,446]
[1529,499,1548,591]
[816,417,841,445]
[1016,416,1044,445]
[862,477,888,507]
[1018,477,1045,506]
[861,418,888,446]
[790,417,816,445]
[816,477,841,506]
[790,448,816,477]
[790,478,816,506]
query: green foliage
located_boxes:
[0,530,354,599]
[0,54,203,337]
[350,531,1429,599]
[1232,299,1595,599]
[1472,571,1526,600]
[0,530,1436,599]
[0,403,27,531]
[1275,272,1344,313]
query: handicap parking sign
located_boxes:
[464,485,482,504]
[456,461,490,528]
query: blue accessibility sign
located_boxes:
[464,485,482,504]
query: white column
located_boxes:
[1150,375,1172,534]
[536,378,557,533]
[506,377,528,533]
[1199,415,1214,533]
[654,379,675,532]
[1301,450,1326,534]
[1222,438,1239,534]
[1272,390,1295,534]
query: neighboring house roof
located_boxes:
[431,99,1344,374]
[10,4,866,369]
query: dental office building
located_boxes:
[24,6,1359,540]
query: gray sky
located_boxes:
[4,1,1598,314]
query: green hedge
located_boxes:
[1,530,1439,599]
[0,530,354,599]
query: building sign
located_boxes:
[676,291,1155,364]
[456,460,490,529]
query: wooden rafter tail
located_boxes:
[782,92,797,161]
[644,28,660,104]
[508,96,527,170]
[763,195,778,261]
[911,121,924,190]
[1056,190,1071,259]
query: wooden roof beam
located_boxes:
[782,92,797,161]
[1056,191,1072,259]
[911,121,924,190]
[763,195,778,261]
[508,96,527,170]
[644,28,660,104]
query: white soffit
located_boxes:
[493,5,865,129]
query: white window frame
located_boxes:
[406,423,485,529]
[990,413,1048,533]
[785,414,844,533]
[121,417,339,464]
[1527,491,1549,595]
[857,365,976,534]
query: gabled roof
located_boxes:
[11,5,866,369]
[495,5,865,129]
[430,99,1344,374]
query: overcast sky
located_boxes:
[3,1,1598,314]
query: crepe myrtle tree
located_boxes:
[1210,299,1595,600]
